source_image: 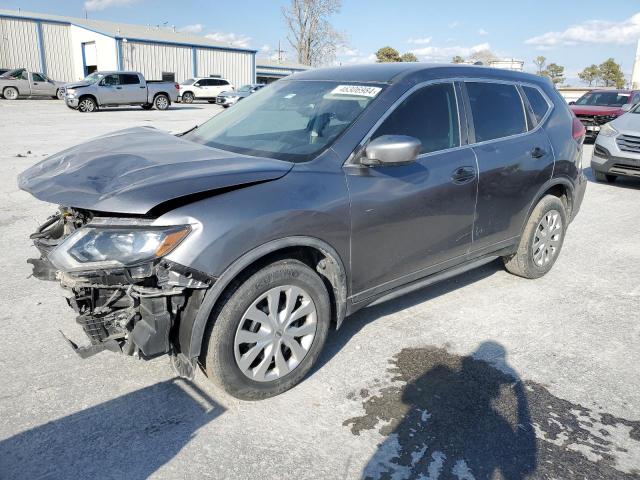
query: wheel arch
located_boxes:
[78,93,98,105]
[181,236,348,360]
[522,177,574,234]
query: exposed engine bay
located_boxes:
[28,207,212,368]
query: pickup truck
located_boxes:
[0,68,65,100]
[62,71,179,112]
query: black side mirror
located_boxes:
[361,135,421,166]
[568,101,576,105]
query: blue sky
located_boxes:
[2,0,640,85]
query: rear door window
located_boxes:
[466,82,526,142]
[372,82,460,154]
[522,86,550,125]
[119,74,140,85]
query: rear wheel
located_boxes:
[594,170,616,183]
[78,97,97,112]
[201,259,331,400]
[3,87,18,100]
[154,94,170,111]
[503,195,566,279]
[181,92,194,103]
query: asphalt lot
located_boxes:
[0,99,639,480]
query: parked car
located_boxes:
[19,64,586,400]
[570,89,640,141]
[592,104,640,182]
[63,71,179,112]
[178,77,234,103]
[216,84,265,107]
[0,68,10,76]
[0,68,65,100]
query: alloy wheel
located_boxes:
[78,99,95,112]
[532,209,563,267]
[4,88,18,100]
[155,96,169,110]
[234,285,317,382]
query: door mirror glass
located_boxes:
[194,83,200,87]
[362,135,421,166]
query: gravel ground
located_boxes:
[0,99,639,480]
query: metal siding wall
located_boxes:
[124,41,192,82]
[0,17,41,71]
[196,48,253,87]
[41,22,74,81]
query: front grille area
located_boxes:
[610,163,640,177]
[576,114,617,127]
[616,134,640,153]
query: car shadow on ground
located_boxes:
[0,378,225,480]
[313,259,503,375]
[583,167,640,190]
[93,106,206,112]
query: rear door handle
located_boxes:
[139,86,145,89]
[530,147,547,158]
[451,166,476,184]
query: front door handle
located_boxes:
[116,86,122,90]
[530,147,547,158]
[451,166,476,184]
[139,86,145,89]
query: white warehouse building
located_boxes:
[0,9,257,86]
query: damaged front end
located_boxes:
[28,208,211,373]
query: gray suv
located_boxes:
[19,64,586,400]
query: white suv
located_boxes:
[178,77,234,103]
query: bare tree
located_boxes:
[282,0,344,66]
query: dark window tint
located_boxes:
[372,82,459,154]
[200,79,213,86]
[523,86,550,125]
[119,74,140,85]
[467,82,526,142]
[102,74,119,86]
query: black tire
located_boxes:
[154,94,170,110]
[3,87,18,100]
[594,170,616,183]
[201,259,331,400]
[181,92,194,104]
[503,195,567,279]
[141,103,154,110]
[55,89,64,100]
[207,100,216,104]
[78,96,97,112]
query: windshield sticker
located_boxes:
[330,85,382,98]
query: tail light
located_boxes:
[571,114,586,144]
[175,83,180,90]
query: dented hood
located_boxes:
[18,127,293,215]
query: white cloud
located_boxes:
[448,21,461,29]
[478,29,488,36]
[179,24,204,34]
[408,37,432,45]
[526,12,640,47]
[205,32,251,49]
[337,46,361,57]
[336,53,376,65]
[84,0,138,11]
[410,42,491,62]
[260,44,271,53]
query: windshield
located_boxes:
[182,78,195,85]
[238,85,253,92]
[575,91,630,107]
[184,80,383,162]
[83,72,104,84]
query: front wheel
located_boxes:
[78,97,97,112]
[201,259,331,400]
[3,87,18,100]
[503,195,567,279]
[181,92,194,104]
[154,94,170,110]
[55,89,64,100]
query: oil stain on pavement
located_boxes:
[344,342,640,480]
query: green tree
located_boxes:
[452,55,465,64]
[544,63,565,86]
[599,58,625,88]
[533,56,546,76]
[375,46,402,63]
[400,52,418,62]
[578,64,601,86]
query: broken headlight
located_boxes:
[49,225,190,272]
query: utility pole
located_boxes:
[275,41,285,63]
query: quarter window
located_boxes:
[372,82,460,154]
[523,86,550,125]
[466,82,526,142]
